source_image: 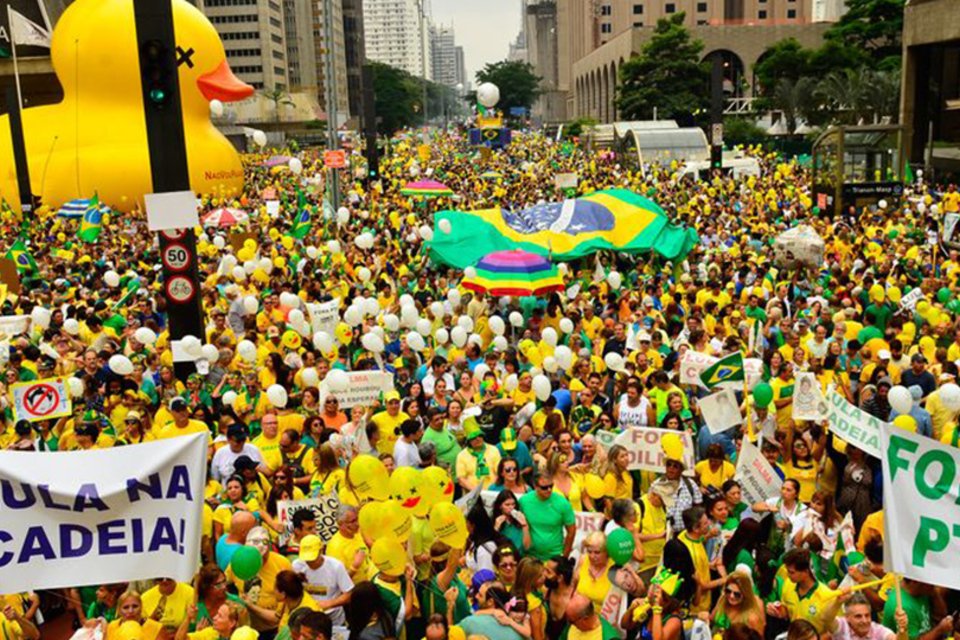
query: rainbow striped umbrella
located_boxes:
[401,180,453,198]
[461,249,564,297]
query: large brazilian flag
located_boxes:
[429,189,698,269]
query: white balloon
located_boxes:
[259,257,274,273]
[435,327,450,344]
[104,270,120,287]
[464,267,478,281]
[401,304,420,327]
[543,356,558,373]
[489,316,505,336]
[362,332,386,353]
[343,306,362,327]
[220,390,238,409]
[327,240,342,254]
[889,385,914,415]
[932,204,940,215]
[67,377,84,399]
[504,373,519,392]
[30,307,51,330]
[306,246,319,259]
[477,82,501,108]
[430,301,445,318]
[243,296,259,315]
[279,292,298,308]
[108,354,134,376]
[252,130,267,147]
[447,289,461,307]
[363,298,380,317]
[559,318,574,334]
[325,369,350,392]
[232,266,247,281]
[406,332,426,352]
[213,235,226,249]
[181,335,202,357]
[355,232,374,249]
[285,309,304,327]
[532,374,552,401]
[267,384,288,408]
[457,316,474,333]
[336,207,350,225]
[416,318,432,337]
[134,327,157,345]
[439,219,452,234]
[474,364,490,380]
[607,271,623,290]
[358,267,372,283]
[294,319,312,338]
[313,331,334,353]
[542,327,558,347]
[554,345,573,370]
[237,339,257,363]
[493,336,508,352]
[384,314,400,332]
[918,202,927,213]
[878,199,888,210]
[604,352,625,372]
[297,367,318,388]
[209,99,224,117]
[243,260,257,274]
[419,225,434,241]
[400,294,415,307]
[63,318,81,335]
[221,254,238,271]
[451,326,467,347]
[940,383,960,412]
[509,311,524,327]
[198,344,217,363]
[557,263,569,276]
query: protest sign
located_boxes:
[735,439,782,506]
[772,224,824,269]
[0,315,30,337]
[554,173,578,189]
[792,372,828,421]
[12,377,72,422]
[680,351,762,390]
[571,511,605,562]
[0,258,21,295]
[0,432,206,591]
[309,298,341,336]
[824,388,882,458]
[881,422,960,590]
[598,427,695,476]
[320,371,394,408]
[699,388,742,434]
[277,494,342,547]
[900,287,924,311]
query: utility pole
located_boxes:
[710,51,724,171]
[133,0,204,382]
[323,0,341,209]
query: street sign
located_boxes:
[165,275,196,303]
[324,150,346,168]
[162,243,190,271]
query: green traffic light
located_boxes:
[149,88,167,104]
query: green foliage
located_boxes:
[563,117,598,139]
[369,62,420,135]
[753,39,811,97]
[772,77,820,133]
[616,13,709,122]
[475,60,542,114]
[261,86,295,123]
[814,67,901,125]
[824,0,905,70]
[723,117,768,146]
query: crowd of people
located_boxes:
[2,126,960,640]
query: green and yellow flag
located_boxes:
[288,190,312,240]
[5,239,37,273]
[77,194,103,243]
[700,352,745,389]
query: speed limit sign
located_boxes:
[162,243,191,272]
[161,228,187,241]
[166,276,196,303]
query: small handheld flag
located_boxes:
[5,238,37,272]
[700,352,745,389]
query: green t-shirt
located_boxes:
[883,587,931,638]
[422,427,461,469]
[518,491,575,560]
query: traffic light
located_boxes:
[141,38,177,109]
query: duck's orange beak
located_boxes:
[197,60,254,102]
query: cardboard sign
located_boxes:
[735,439,782,506]
[596,427,695,476]
[320,371,394,409]
[308,298,341,336]
[277,494,342,547]
[554,173,578,189]
[12,377,71,422]
[0,258,21,294]
[145,191,200,232]
[228,231,258,253]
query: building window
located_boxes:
[633,20,644,26]
[665,3,675,12]
[600,4,612,15]
[787,8,796,17]
[633,3,643,13]
[697,2,707,10]
[758,9,767,17]
[601,22,612,32]
[697,19,708,24]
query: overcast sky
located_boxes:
[430,0,522,85]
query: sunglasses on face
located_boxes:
[504,467,517,473]
[724,588,742,598]
[537,483,553,490]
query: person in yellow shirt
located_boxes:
[206,309,237,348]
[174,601,245,640]
[694,444,736,492]
[141,578,195,633]
[326,505,373,582]
[252,412,283,471]
[0,593,39,640]
[255,295,285,332]
[581,307,604,343]
[770,548,844,634]
[455,426,501,491]
[158,398,213,443]
[369,391,409,454]
[226,528,292,635]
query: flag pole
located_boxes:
[743,373,754,441]
[7,6,24,110]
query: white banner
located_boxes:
[309,298,341,336]
[900,287,924,312]
[320,371,395,409]
[554,173,578,189]
[791,372,828,421]
[596,427,695,476]
[824,388,882,458]
[735,439,782,506]
[0,315,30,337]
[0,433,207,591]
[699,388,742,434]
[881,422,960,590]
[277,495,341,547]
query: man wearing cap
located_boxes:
[370,391,409,455]
[497,427,533,479]
[158,397,212,443]
[211,424,265,483]
[292,535,354,626]
[651,443,702,533]
[900,353,936,398]
[456,422,501,491]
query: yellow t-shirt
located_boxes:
[278,594,322,628]
[370,410,409,454]
[694,460,736,491]
[227,552,292,630]
[582,316,604,342]
[783,459,818,503]
[106,619,162,640]
[252,433,283,471]
[638,495,666,572]
[780,580,834,633]
[141,582,195,629]
[575,559,614,611]
[157,420,212,442]
[326,531,372,582]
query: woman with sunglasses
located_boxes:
[703,571,765,637]
[320,394,348,431]
[493,546,520,592]
[489,459,530,497]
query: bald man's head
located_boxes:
[565,594,596,631]
[230,511,256,541]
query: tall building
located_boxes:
[508,0,529,62]
[342,0,368,119]
[430,24,464,88]
[284,0,316,91]
[454,46,467,89]
[363,0,431,79]
[310,0,350,124]
[197,0,289,91]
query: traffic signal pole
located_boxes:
[133,0,204,382]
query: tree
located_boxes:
[723,117,768,146]
[816,67,900,125]
[771,77,819,134]
[261,86,295,123]
[752,39,812,98]
[368,61,420,135]
[615,13,709,122]
[824,0,905,70]
[475,60,542,115]
[563,117,598,139]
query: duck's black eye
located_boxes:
[176,45,195,69]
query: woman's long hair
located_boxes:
[348,582,394,640]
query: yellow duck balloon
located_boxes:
[0,0,254,212]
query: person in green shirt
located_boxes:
[882,577,953,640]
[422,407,461,470]
[518,472,576,561]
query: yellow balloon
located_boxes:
[281,236,294,250]
[869,284,885,303]
[237,247,254,262]
[370,536,406,576]
[268,228,280,241]
[244,239,257,250]
[380,499,412,542]
[428,502,468,549]
[348,455,390,500]
[893,414,917,433]
[273,256,285,270]
[887,286,901,304]
[420,466,454,510]
[252,268,269,284]
[584,473,607,499]
[391,467,429,518]
[917,300,930,315]
[335,322,353,345]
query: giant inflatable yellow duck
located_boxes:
[0,0,254,212]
